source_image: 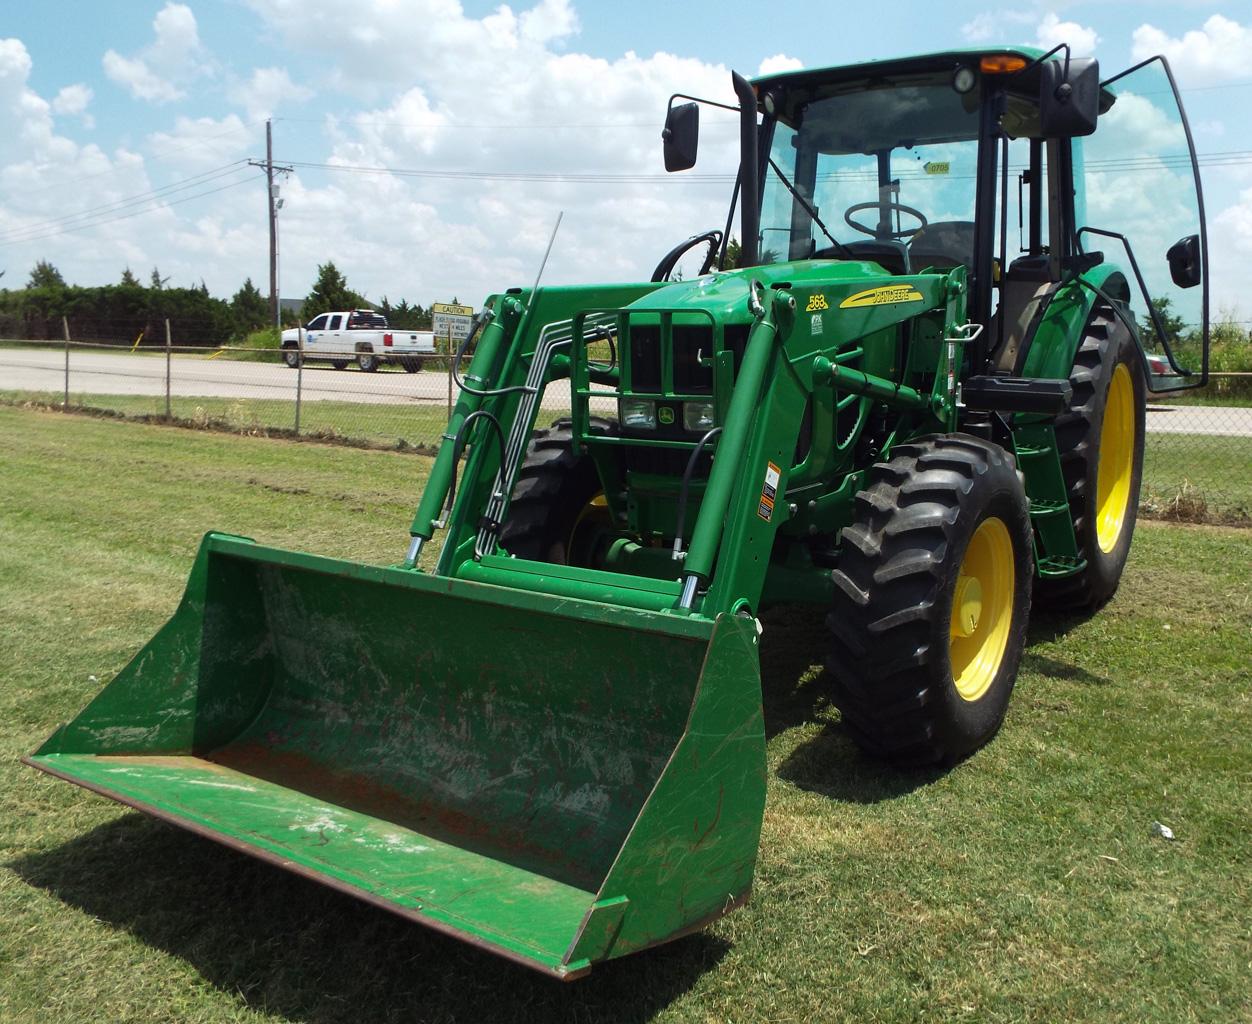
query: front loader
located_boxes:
[27,46,1210,978]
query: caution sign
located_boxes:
[432,302,475,343]
[757,461,781,521]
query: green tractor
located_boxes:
[28,46,1209,978]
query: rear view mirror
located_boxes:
[1039,57,1100,137]
[1167,234,1202,288]
[663,102,699,172]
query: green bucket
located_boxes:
[26,533,766,978]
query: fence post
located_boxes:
[164,319,172,419]
[62,316,70,409]
[294,324,304,435]
[446,326,454,420]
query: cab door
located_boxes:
[1075,56,1208,392]
[323,313,344,356]
[304,313,329,352]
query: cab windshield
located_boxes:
[759,73,997,272]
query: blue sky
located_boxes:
[1,1,1250,318]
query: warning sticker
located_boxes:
[810,312,823,335]
[757,461,781,521]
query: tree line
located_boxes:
[0,259,440,346]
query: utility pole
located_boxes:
[249,120,292,329]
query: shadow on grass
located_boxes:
[10,814,725,1024]
[771,606,1111,801]
[757,605,941,803]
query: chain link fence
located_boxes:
[1,320,1248,523]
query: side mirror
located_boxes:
[1039,57,1100,137]
[662,102,699,172]
[1167,234,1202,289]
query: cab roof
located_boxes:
[750,47,1047,92]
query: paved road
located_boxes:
[2,346,1249,435]
[0,346,483,406]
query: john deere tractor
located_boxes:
[29,46,1209,978]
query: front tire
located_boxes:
[283,345,301,368]
[827,435,1033,767]
[500,418,618,565]
[1035,305,1146,610]
[332,360,348,370]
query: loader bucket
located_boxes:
[26,533,766,979]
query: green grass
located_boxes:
[1,389,459,452]
[1142,431,1252,521]
[1,406,1250,1023]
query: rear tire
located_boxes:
[827,435,1033,767]
[1035,305,1146,610]
[500,418,618,565]
[357,349,378,372]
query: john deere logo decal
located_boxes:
[658,406,675,425]
[839,285,924,308]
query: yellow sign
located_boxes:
[839,285,924,309]
[923,161,950,175]
[805,293,829,312]
[432,302,474,316]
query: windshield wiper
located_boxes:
[767,158,855,260]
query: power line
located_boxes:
[0,174,257,248]
[0,161,252,244]
[4,119,261,202]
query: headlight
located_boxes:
[619,397,656,429]
[683,401,715,432]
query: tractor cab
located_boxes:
[664,48,1209,393]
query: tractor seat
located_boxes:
[908,221,976,271]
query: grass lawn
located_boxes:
[0,389,583,455]
[1,405,1249,1023]
[1141,431,1252,521]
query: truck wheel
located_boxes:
[827,435,1033,767]
[357,349,378,372]
[1035,305,1146,610]
[332,360,348,371]
[500,418,618,565]
[282,345,301,369]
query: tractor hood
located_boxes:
[625,260,933,322]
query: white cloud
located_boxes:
[102,2,210,103]
[1034,12,1099,58]
[229,67,313,122]
[959,10,1097,56]
[961,11,1033,44]
[757,54,803,77]
[1132,15,1252,86]
[51,83,92,116]
[146,114,253,173]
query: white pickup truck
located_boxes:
[281,309,435,372]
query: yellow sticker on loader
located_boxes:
[839,285,924,309]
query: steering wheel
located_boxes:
[651,230,722,282]
[843,201,928,240]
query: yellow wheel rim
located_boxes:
[949,516,1015,702]
[1095,363,1135,554]
[565,492,610,564]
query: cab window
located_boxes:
[306,314,328,331]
